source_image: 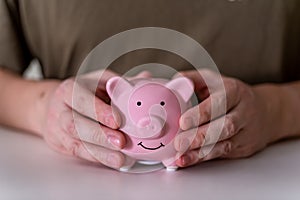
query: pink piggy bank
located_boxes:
[106,76,194,171]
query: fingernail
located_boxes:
[107,153,122,168]
[108,136,122,149]
[173,72,184,79]
[180,117,194,130]
[120,156,135,172]
[138,71,151,78]
[181,155,191,166]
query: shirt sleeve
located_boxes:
[0,0,32,74]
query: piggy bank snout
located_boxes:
[133,105,167,139]
[135,116,165,139]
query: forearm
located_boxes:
[0,68,60,136]
[253,81,300,142]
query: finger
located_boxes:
[59,110,126,150]
[61,79,121,129]
[75,69,120,112]
[95,70,152,102]
[77,70,119,108]
[220,130,264,159]
[61,136,125,169]
[127,70,152,80]
[176,141,231,167]
[95,88,110,104]
[173,70,210,100]
[95,70,152,91]
[174,69,229,102]
[184,69,231,91]
[180,78,241,130]
[175,113,242,152]
[80,70,120,91]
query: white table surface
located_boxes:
[0,126,299,200]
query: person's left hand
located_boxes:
[174,69,281,167]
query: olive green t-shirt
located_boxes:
[0,0,299,83]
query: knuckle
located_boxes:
[67,141,80,157]
[226,78,239,92]
[61,78,75,90]
[198,131,206,145]
[192,130,205,148]
[225,116,237,138]
[54,79,75,102]
[76,100,85,114]
[210,95,225,117]
[226,78,241,101]
[66,120,76,136]
[191,105,200,120]
[201,105,210,122]
[59,111,77,137]
[202,110,209,122]
[196,128,209,145]
[217,95,227,114]
[226,141,232,152]
[223,141,232,156]
[73,95,87,115]
[90,128,105,144]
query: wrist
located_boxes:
[276,82,300,139]
[252,84,285,144]
[253,82,300,144]
[0,69,62,136]
[28,80,61,136]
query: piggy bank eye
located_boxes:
[137,101,142,106]
[160,101,165,106]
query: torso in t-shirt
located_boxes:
[0,0,299,83]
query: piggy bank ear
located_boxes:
[166,77,194,102]
[106,76,133,101]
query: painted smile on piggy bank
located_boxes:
[106,76,194,171]
[137,142,165,150]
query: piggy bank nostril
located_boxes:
[135,116,165,139]
[138,118,151,127]
[149,124,157,132]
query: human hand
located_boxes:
[174,69,279,167]
[43,70,150,169]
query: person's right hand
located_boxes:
[43,70,149,170]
